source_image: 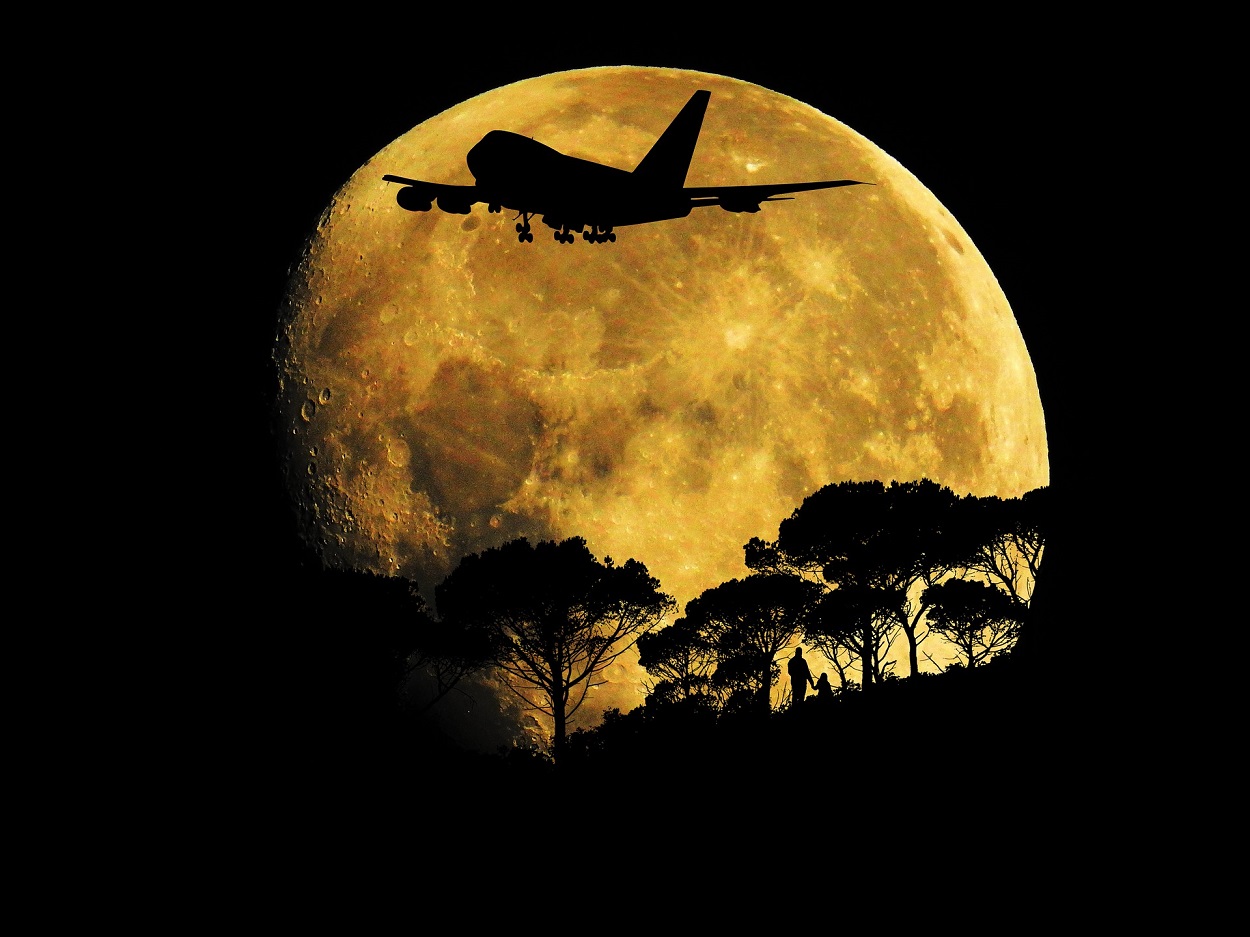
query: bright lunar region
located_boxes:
[275,66,1048,750]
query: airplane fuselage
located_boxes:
[466,131,693,231]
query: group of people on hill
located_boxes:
[788,646,835,710]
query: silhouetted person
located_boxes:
[788,647,815,711]
[814,672,834,703]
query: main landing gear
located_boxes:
[555,223,615,244]
[514,211,535,243]
[582,224,616,244]
[513,213,616,244]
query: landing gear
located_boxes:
[514,212,534,243]
[514,213,615,244]
[552,220,583,243]
[582,224,616,244]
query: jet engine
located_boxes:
[436,194,473,214]
[396,187,433,212]
[718,197,763,213]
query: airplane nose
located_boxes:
[466,141,485,179]
[467,132,502,180]
[467,130,518,182]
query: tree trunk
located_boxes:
[553,691,567,763]
[862,621,873,692]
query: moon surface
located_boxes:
[274,66,1047,734]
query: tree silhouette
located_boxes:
[406,598,498,716]
[290,565,499,737]
[922,578,1024,668]
[805,582,902,688]
[696,574,823,714]
[299,567,439,704]
[434,537,674,762]
[639,574,822,715]
[958,487,1049,607]
[748,479,965,688]
[636,612,716,704]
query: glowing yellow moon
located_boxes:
[274,66,1047,729]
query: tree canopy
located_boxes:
[923,577,1024,668]
[434,536,675,761]
[749,479,967,687]
[956,487,1049,607]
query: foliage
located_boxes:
[805,582,902,686]
[749,479,1049,687]
[639,573,822,715]
[923,577,1024,668]
[636,613,715,701]
[748,479,956,685]
[695,574,824,712]
[302,566,489,712]
[955,487,1049,606]
[434,536,675,761]
[406,591,499,715]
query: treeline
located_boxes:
[303,477,1047,767]
[641,478,1046,713]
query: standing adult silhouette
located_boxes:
[787,647,816,711]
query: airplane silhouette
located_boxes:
[383,90,871,244]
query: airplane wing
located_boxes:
[382,174,481,214]
[684,179,872,213]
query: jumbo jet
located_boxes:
[382,89,870,244]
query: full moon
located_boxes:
[274,66,1047,731]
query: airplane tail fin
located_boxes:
[632,90,710,189]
